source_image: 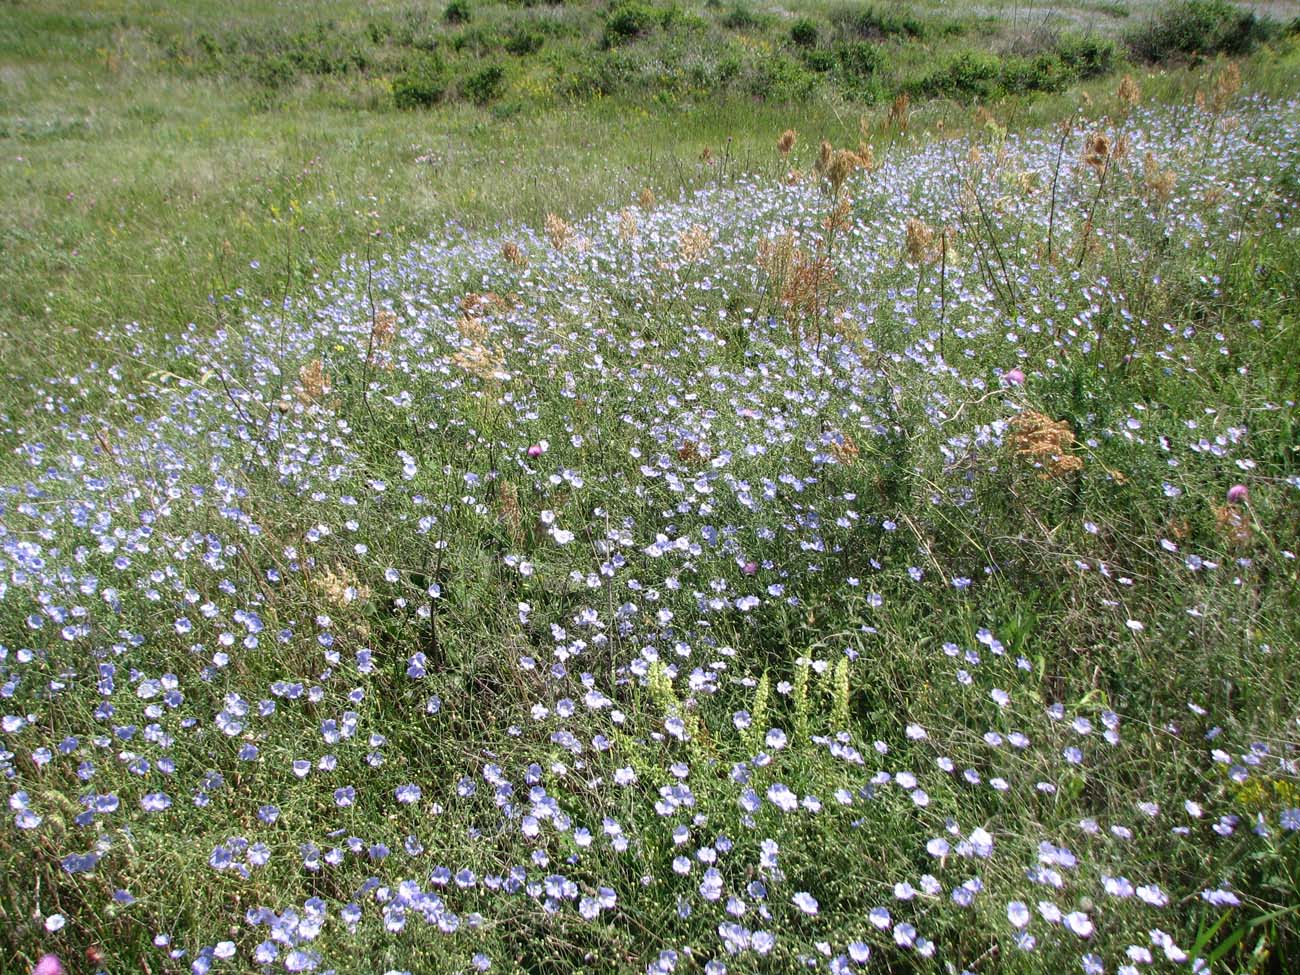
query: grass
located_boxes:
[2,1,1300,974]
[2,0,1295,414]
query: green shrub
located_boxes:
[1128,0,1276,61]
[720,3,770,31]
[605,1,673,44]
[451,26,503,54]
[790,17,819,47]
[504,28,544,55]
[392,54,448,108]
[252,54,295,89]
[444,0,472,25]
[835,40,884,80]
[915,50,1001,99]
[463,62,506,103]
[747,53,819,101]
[802,48,836,72]
[1055,32,1121,78]
[1001,53,1072,93]
[831,4,940,41]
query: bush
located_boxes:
[392,54,447,108]
[1128,0,1276,61]
[605,1,673,44]
[1055,32,1120,78]
[802,49,836,72]
[444,0,472,25]
[831,4,938,41]
[747,53,819,101]
[1001,53,1072,94]
[720,3,770,31]
[504,28,544,55]
[916,50,1001,99]
[463,63,506,103]
[835,40,884,81]
[790,17,819,47]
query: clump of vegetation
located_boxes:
[392,52,448,107]
[444,0,473,25]
[1128,0,1276,61]
[789,17,819,48]
[462,62,506,102]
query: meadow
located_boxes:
[2,1,1300,973]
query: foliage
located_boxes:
[392,53,449,108]
[1128,0,1277,61]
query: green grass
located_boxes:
[2,0,1295,422]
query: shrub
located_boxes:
[916,50,1001,99]
[605,1,671,44]
[835,40,884,81]
[1001,53,1072,94]
[444,0,472,25]
[831,4,939,41]
[504,28,544,55]
[463,62,506,103]
[392,54,447,107]
[1055,32,1121,78]
[802,48,836,72]
[790,17,819,47]
[1128,0,1276,61]
[747,53,819,101]
[720,3,770,31]
[252,54,295,89]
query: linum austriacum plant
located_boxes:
[3,64,1300,975]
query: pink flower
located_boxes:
[33,956,63,975]
[526,444,543,458]
[742,561,758,576]
[1003,368,1026,386]
[1227,484,1249,505]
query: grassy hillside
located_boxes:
[1,0,1297,415]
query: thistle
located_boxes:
[776,129,797,158]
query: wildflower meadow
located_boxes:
[2,12,1300,975]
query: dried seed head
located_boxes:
[1083,132,1112,172]
[502,240,527,267]
[1117,74,1141,110]
[297,358,330,405]
[545,212,574,251]
[887,93,910,132]
[1010,411,1083,479]
[904,218,937,264]
[618,207,639,243]
[638,187,656,211]
[815,139,833,177]
[777,129,797,157]
[855,142,876,172]
[826,148,860,195]
[678,224,713,263]
[1212,62,1241,113]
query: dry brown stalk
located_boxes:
[1010,411,1084,479]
